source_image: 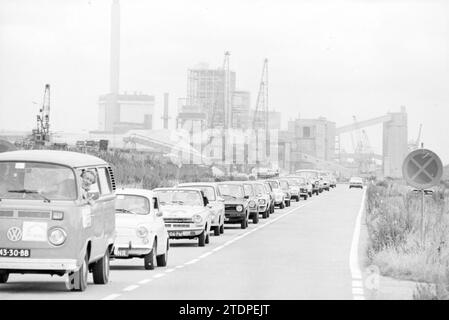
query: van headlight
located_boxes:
[136,225,149,238]
[193,214,203,224]
[249,200,256,208]
[258,199,266,205]
[236,205,243,212]
[48,228,67,246]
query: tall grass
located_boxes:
[366,181,449,299]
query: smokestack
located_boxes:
[163,93,169,129]
[110,0,120,95]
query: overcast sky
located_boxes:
[1,0,448,163]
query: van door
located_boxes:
[95,167,116,257]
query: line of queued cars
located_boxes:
[0,150,338,292]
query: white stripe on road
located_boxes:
[123,285,139,292]
[153,273,166,279]
[138,279,153,285]
[101,293,122,300]
[165,268,175,273]
[349,188,367,300]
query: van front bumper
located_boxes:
[0,258,78,271]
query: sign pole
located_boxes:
[420,188,425,247]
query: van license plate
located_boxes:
[0,248,31,258]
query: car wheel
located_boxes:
[213,226,220,236]
[198,231,206,247]
[156,240,169,267]
[252,212,259,224]
[92,248,110,285]
[144,241,157,270]
[271,204,275,213]
[280,202,285,209]
[262,209,268,219]
[205,231,210,244]
[220,224,224,234]
[0,271,9,284]
[303,195,308,200]
[69,252,88,292]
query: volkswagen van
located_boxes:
[0,150,116,291]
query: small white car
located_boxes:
[349,177,364,189]
[113,188,169,270]
[154,188,213,247]
[177,182,225,236]
[266,180,286,209]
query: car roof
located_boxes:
[153,187,202,193]
[0,150,108,168]
[115,188,155,198]
[178,182,217,187]
[217,181,245,185]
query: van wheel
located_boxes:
[198,231,206,247]
[156,241,168,267]
[241,218,247,229]
[144,241,157,270]
[69,253,88,292]
[92,249,110,285]
[219,224,224,234]
[213,226,220,236]
[0,271,9,284]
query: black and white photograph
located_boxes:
[1,0,449,306]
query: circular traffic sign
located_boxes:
[402,149,443,189]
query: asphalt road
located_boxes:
[0,185,366,300]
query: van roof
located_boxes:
[115,188,155,198]
[0,150,108,168]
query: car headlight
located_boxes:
[258,199,266,205]
[236,205,243,212]
[193,214,203,224]
[136,225,149,238]
[249,200,256,208]
[48,228,67,246]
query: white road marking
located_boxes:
[138,279,153,285]
[349,189,367,300]
[123,285,139,292]
[101,293,122,300]
[101,198,316,301]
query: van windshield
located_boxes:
[0,162,76,200]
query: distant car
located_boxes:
[250,181,271,219]
[277,179,292,207]
[113,188,169,270]
[296,170,321,195]
[320,175,330,191]
[242,182,261,224]
[349,177,364,189]
[217,182,250,229]
[266,179,287,209]
[178,182,225,236]
[261,180,276,214]
[153,188,212,247]
[287,176,310,200]
[329,175,337,188]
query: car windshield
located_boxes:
[243,184,254,196]
[179,185,216,201]
[254,184,265,195]
[351,178,363,183]
[288,179,300,186]
[267,181,279,189]
[0,161,76,200]
[155,190,203,206]
[263,182,272,192]
[279,180,289,189]
[116,194,150,215]
[218,184,244,199]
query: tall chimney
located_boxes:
[163,93,169,129]
[110,0,120,95]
